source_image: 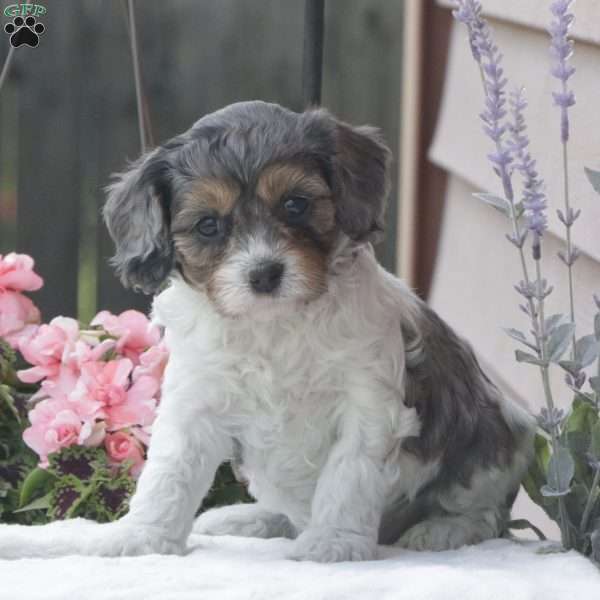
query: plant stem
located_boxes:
[561,140,577,357]
[536,259,572,550]
[580,468,600,534]
[596,351,600,411]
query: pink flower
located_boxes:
[0,290,41,349]
[0,253,43,292]
[91,310,160,362]
[18,317,80,383]
[133,342,169,382]
[33,364,79,403]
[23,399,93,465]
[108,375,158,429]
[71,359,157,429]
[104,431,145,477]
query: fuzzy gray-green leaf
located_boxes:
[547,323,576,363]
[575,335,600,369]
[473,193,512,216]
[504,328,538,352]
[545,314,565,335]
[584,167,600,195]
[546,446,574,494]
[559,360,581,376]
[540,484,570,498]
[515,349,546,366]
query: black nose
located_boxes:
[249,261,284,294]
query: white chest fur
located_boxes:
[153,249,424,527]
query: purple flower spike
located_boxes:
[453,0,514,202]
[549,0,576,143]
[453,0,484,62]
[509,89,548,256]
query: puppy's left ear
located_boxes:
[332,118,392,242]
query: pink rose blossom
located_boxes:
[71,359,157,429]
[133,342,169,382]
[18,317,80,383]
[33,364,79,404]
[23,399,94,466]
[91,310,160,362]
[0,253,43,292]
[107,375,158,429]
[0,290,41,349]
[105,431,145,477]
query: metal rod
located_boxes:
[0,0,31,94]
[0,46,15,94]
[127,0,148,153]
[302,0,325,107]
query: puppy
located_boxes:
[0,101,534,561]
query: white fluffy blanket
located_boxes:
[0,534,598,599]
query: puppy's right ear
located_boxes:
[103,149,174,294]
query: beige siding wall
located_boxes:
[427,4,600,537]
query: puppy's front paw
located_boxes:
[288,528,377,562]
[100,519,185,556]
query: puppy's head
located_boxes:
[104,101,391,317]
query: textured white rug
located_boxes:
[0,534,598,600]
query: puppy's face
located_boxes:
[170,163,336,316]
[104,102,391,317]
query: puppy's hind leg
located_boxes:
[396,508,502,551]
[193,504,296,539]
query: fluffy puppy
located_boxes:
[0,101,534,562]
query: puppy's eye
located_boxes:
[283,196,309,220]
[195,216,219,238]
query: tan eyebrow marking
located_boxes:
[172,178,240,232]
[256,163,331,208]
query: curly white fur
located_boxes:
[0,245,532,562]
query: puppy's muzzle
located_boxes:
[249,260,285,294]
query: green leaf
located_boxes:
[546,446,575,494]
[564,482,590,530]
[547,323,576,363]
[522,434,551,508]
[504,328,538,352]
[565,398,598,434]
[473,193,513,217]
[590,422,600,461]
[584,166,600,195]
[566,430,591,457]
[48,475,87,520]
[515,349,546,366]
[0,385,20,424]
[13,493,51,514]
[574,335,600,369]
[19,467,55,508]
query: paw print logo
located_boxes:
[4,16,45,48]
